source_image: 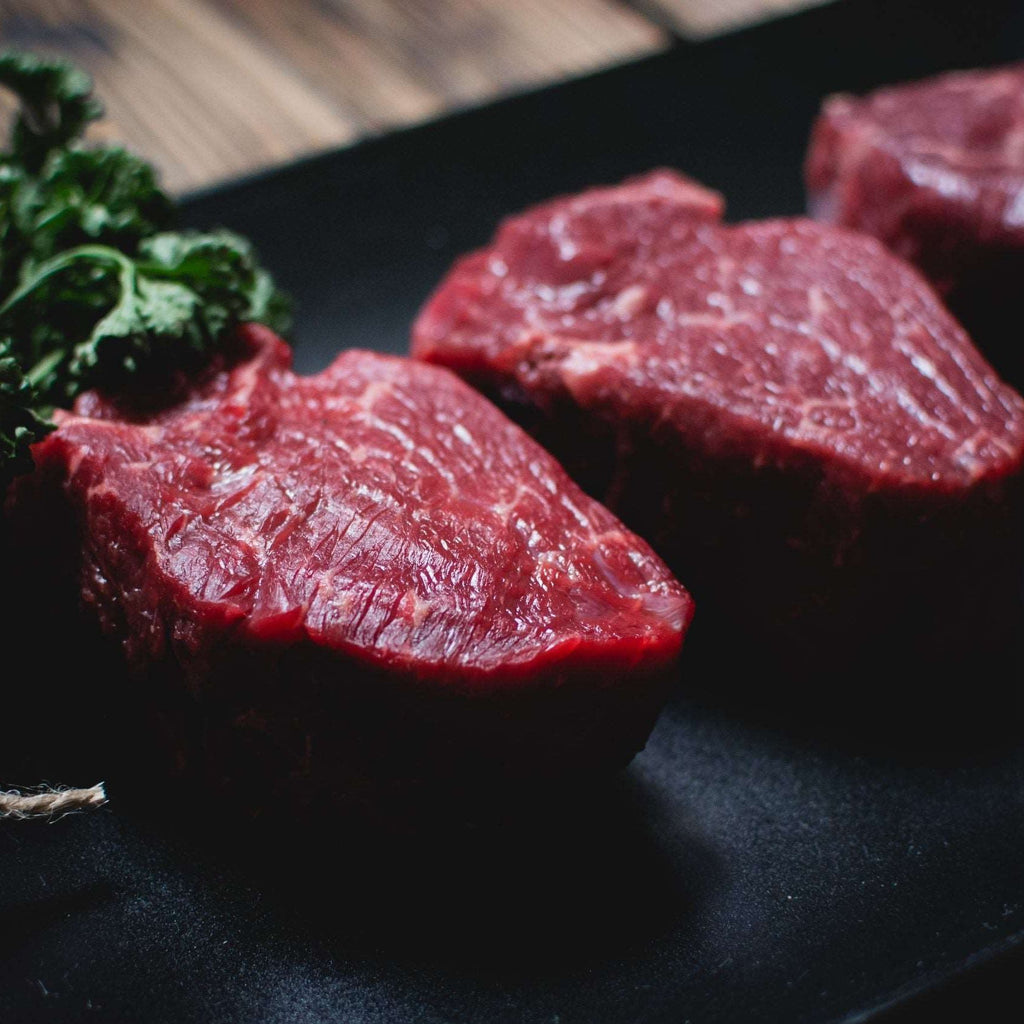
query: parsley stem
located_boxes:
[0,244,131,317]
[25,347,65,388]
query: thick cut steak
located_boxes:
[16,325,691,807]
[412,170,1024,672]
[806,65,1024,377]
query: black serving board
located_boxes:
[3,0,1024,1021]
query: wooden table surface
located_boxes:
[0,0,829,194]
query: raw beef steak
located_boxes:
[15,324,691,808]
[806,64,1024,376]
[412,170,1024,673]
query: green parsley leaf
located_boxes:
[0,50,102,172]
[0,337,53,482]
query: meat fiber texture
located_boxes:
[14,325,691,812]
[806,64,1024,377]
[412,170,1024,676]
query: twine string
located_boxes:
[0,783,107,820]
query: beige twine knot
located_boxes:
[0,783,107,820]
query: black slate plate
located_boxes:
[2,0,1024,1021]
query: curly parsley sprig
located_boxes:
[0,50,290,482]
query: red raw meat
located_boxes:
[806,64,1024,371]
[412,170,1024,670]
[16,325,691,807]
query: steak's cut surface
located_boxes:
[413,170,1024,672]
[17,324,691,807]
[806,65,1024,374]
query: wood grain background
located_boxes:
[0,0,829,193]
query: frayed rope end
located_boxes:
[0,783,107,821]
